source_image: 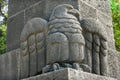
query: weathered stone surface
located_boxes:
[36,33,46,73]
[0,53,6,80]
[8,0,43,17]
[28,35,37,76]
[21,68,117,80]
[83,0,111,16]
[81,18,108,76]
[46,32,69,64]
[7,11,24,51]
[97,11,115,49]
[24,0,46,23]
[79,1,97,19]
[79,1,115,49]
[9,49,20,80]
[108,49,120,80]
[20,41,29,79]
[0,49,20,80]
[97,0,111,16]
[20,18,48,78]
[116,51,120,80]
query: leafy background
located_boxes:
[110,0,120,51]
[0,0,120,54]
[0,0,7,54]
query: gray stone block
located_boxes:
[20,49,29,79]
[0,49,20,80]
[9,49,20,80]
[8,0,43,17]
[21,68,117,80]
[97,0,111,16]
[83,0,98,8]
[0,54,6,80]
[24,0,46,24]
[108,49,119,79]
[79,1,97,19]
[116,51,120,80]
[7,11,24,51]
[82,0,111,16]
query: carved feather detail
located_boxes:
[20,18,48,78]
[81,18,108,76]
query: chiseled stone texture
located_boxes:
[21,68,117,80]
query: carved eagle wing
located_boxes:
[80,18,108,76]
[20,18,48,78]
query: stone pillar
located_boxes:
[6,0,119,80]
[7,0,115,51]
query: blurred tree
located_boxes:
[110,0,120,51]
[0,0,8,54]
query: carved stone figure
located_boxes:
[20,4,108,77]
[44,4,85,72]
[20,18,48,77]
[81,18,108,76]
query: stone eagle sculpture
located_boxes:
[20,4,108,78]
[80,19,108,76]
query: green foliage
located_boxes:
[0,0,7,54]
[0,24,6,54]
[110,0,120,51]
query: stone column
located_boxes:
[6,0,118,80]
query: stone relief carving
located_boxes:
[80,18,108,76]
[44,4,85,73]
[20,18,48,77]
[20,4,108,77]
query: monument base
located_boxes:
[21,68,117,80]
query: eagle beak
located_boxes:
[68,9,80,17]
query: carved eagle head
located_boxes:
[49,4,80,21]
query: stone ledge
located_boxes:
[21,68,117,80]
